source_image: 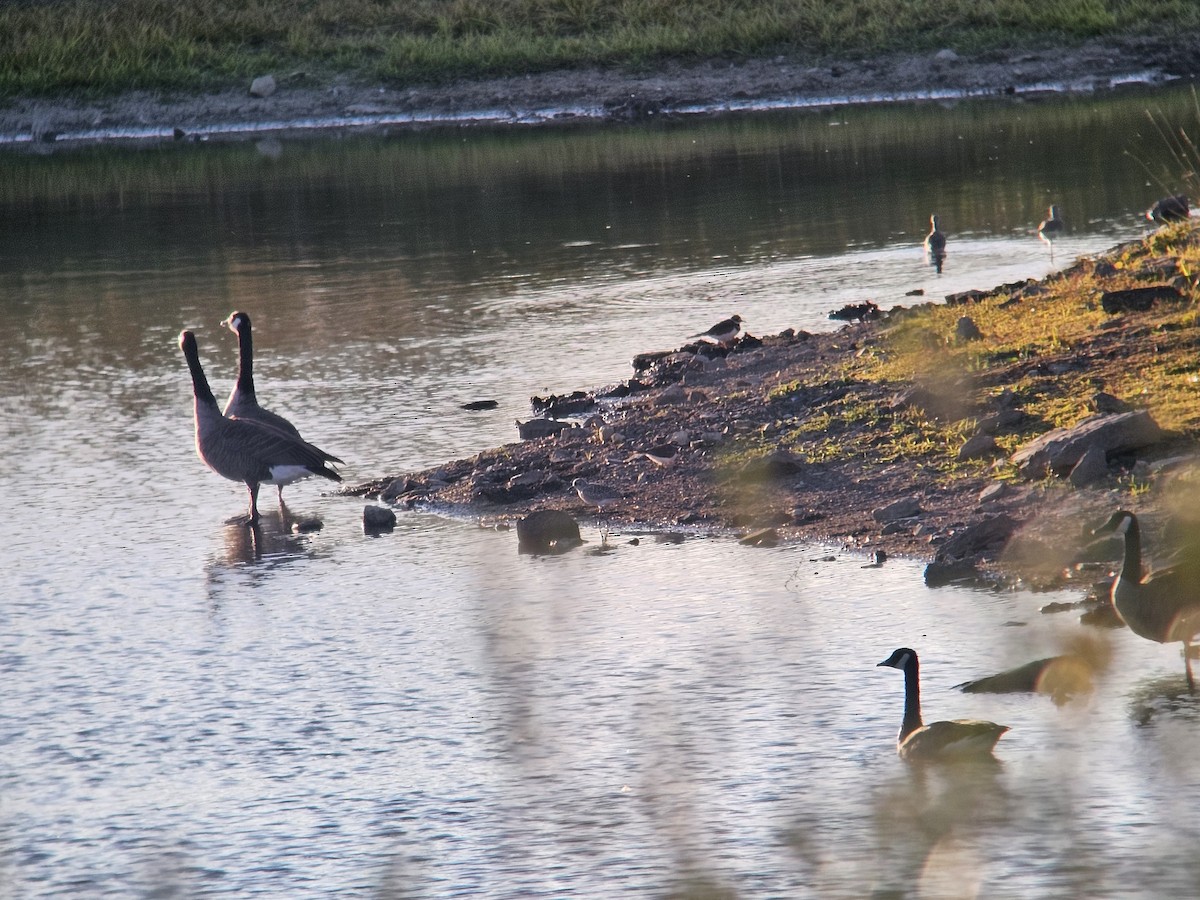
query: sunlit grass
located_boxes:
[2,0,1199,95]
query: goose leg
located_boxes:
[246,482,262,525]
[1186,640,1196,692]
[277,484,285,506]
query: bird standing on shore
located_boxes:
[180,330,341,525]
[221,310,343,505]
[1146,194,1189,224]
[1092,510,1200,690]
[571,478,621,512]
[690,314,743,347]
[877,647,1009,761]
[923,214,947,274]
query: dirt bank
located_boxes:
[347,222,1200,593]
[2,33,1198,148]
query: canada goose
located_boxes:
[877,647,1009,760]
[1146,194,1190,224]
[690,315,743,347]
[1092,510,1200,689]
[923,214,947,274]
[571,478,621,512]
[1037,205,1065,243]
[957,655,1095,704]
[180,330,341,524]
[221,311,343,504]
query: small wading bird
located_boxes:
[877,647,1009,761]
[1037,204,1064,244]
[571,477,621,512]
[1092,510,1200,690]
[690,314,743,347]
[923,214,947,274]
[222,310,343,504]
[180,330,341,525]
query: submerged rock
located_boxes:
[516,509,582,554]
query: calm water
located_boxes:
[4,84,1200,897]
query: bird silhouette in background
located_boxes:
[923,214,947,274]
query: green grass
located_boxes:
[2,0,1199,96]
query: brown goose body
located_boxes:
[1093,510,1200,688]
[180,330,341,524]
[877,647,1008,761]
[221,310,343,501]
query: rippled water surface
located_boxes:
[5,85,1200,897]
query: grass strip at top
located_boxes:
[2,0,1199,96]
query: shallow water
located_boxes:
[4,84,1200,897]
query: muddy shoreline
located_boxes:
[2,34,1199,149]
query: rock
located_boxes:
[461,399,499,411]
[516,509,582,554]
[292,517,323,533]
[249,75,277,98]
[977,407,1024,434]
[935,514,1017,561]
[979,481,1007,503]
[1089,392,1131,414]
[828,300,881,323]
[655,384,688,406]
[531,390,594,417]
[1099,285,1184,314]
[955,316,983,342]
[924,557,980,587]
[935,48,960,63]
[1010,410,1166,478]
[738,527,779,547]
[873,496,921,523]
[958,432,998,461]
[363,505,397,533]
[516,418,570,440]
[737,448,805,483]
[945,289,987,306]
[1068,444,1110,486]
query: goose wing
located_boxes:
[213,417,342,483]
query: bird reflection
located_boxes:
[1127,673,1200,726]
[216,502,317,567]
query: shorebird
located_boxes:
[1037,205,1065,244]
[1146,194,1190,224]
[690,314,743,347]
[180,330,341,525]
[221,310,343,504]
[641,444,680,468]
[877,647,1009,761]
[1093,510,1200,690]
[571,478,621,512]
[923,214,947,274]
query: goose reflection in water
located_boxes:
[214,504,320,568]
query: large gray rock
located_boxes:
[873,496,922,522]
[1068,444,1110,487]
[516,510,582,554]
[1010,410,1166,478]
[249,74,277,97]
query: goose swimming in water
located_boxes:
[1092,510,1200,689]
[877,647,1009,761]
[180,330,341,525]
[222,310,343,504]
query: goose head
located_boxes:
[877,647,917,672]
[222,310,252,335]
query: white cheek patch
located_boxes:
[897,651,913,669]
[265,464,313,486]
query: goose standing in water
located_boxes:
[180,330,341,525]
[222,310,343,503]
[923,214,947,274]
[877,647,1009,761]
[1092,510,1200,689]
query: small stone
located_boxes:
[249,74,277,98]
[935,48,960,63]
[363,505,397,533]
[979,482,1008,504]
[873,496,922,522]
[958,433,998,461]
